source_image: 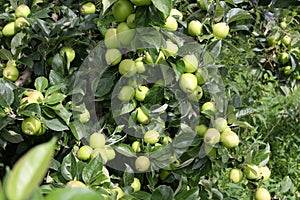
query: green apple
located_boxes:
[118,59,137,77]
[179,73,198,94]
[144,51,153,64]
[15,17,30,29]
[132,141,141,152]
[259,166,271,181]
[15,4,31,18]
[104,145,116,160]
[33,0,44,6]
[90,148,108,163]
[183,54,198,73]
[135,60,146,73]
[3,65,19,81]
[89,132,106,148]
[221,130,239,148]
[170,9,183,21]
[159,170,170,180]
[282,35,291,46]
[169,155,180,170]
[283,66,292,75]
[2,22,17,37]
[162,16,178,31]
[112,0,134,22]
[105,48,122,66]
[20,97,38,105]
[130,177,141,192]
[201,102,216,113]
[162,136,172,145]
[135,86,149,101]
[144,130,160,144]
[60,46,75,62]
[118,85,135,101]
[135,156,150,172]
[116,22,135,45]
[104,28,120,49]
[136,107,150,124]
[126,13,136,29]
[112,187,124,200]
[267,35,279,47]
[278,52,290,64]
[196,124,208,136]
[204,128,220,145]
[81,2,96,15]
[76,108,90,123]
[188,20,202,36]
[212,22,229,39]
[254,188,271,200]
[66,180,86,188]
[162,40,178,57]
[244,164,260,180]
[229,168,243,183]
[214,117,228,133]
[28,90,44,102]
[77,145,93,161]
[187,85,203,101]
[280,21,287,29]
[36,124,46,135]
[130,0,151,6]
[21,117,42,135]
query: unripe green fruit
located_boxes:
[60,46,75,62]
[135,156,150,172]
[159,170,170,180]
[116,22,135,45]
[179,73,198,94]
[162,136,172,145]
[112,187,124,200]
[187,85,203,102]
[162,16,178,31]
[3,65,19,81]
[76,108,90,123]
[155,51,165,64]
[188,20,202,36]
[66,180,86,188]
[144,51,153,64]
[244,164,260,180]
[137,107,150,124]
[91,148,108,163]
[28,90,44,102]
[130,0,151,6]
[77,145,93,161]
[104,145,116,161]
[267,35,278,46]
[204,128,220,145]
[130,177,141,192]
[162,40,178,57]
[89,133,106,148]
[20,97,38,105]
[118,59,137,77]
[280,21,287,29]
[15,17,30,29]
[81,2,96,15]
[36,124,46,135]
[229,168,243,183]
[2,22,17,37]
[201,102,216,113]
[282,35,291,46]
[112,0,134,22]
[21,117,42,135]
[169,155,180,170]
[132,141,141,152]
[144,130,160,144]
[170,9,183,21]
[135,61,146,73]
[212,22,229,39]
[214,117,228,133]
[221,130,239,148]
[15,4,31,18]
[105,48,122,66]
[278,52,290,64]
[118,85,135,101]
[259,166,271,181]
[283,66,292,76]
[126,13,136,28]
[183,54,198,73]
[135,86,149,101]
[254,188,271,200]
[104,28,120,49]
[196,124,208,136]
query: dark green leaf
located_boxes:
[0,130,24,143]
[0,49,13,60]
[45,187,100,200]
[69,121,87,140]
[151,0,172,16]
[175,188,199,200]
[45,119,69,131]
[82,155,104,185]
[150,185,174,200]
[44,93,66,105]
[61,152,77,181]
[226,8,253,24]
[34,77,48,92]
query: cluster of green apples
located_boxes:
[229,164,272,200]
[2,60,19,82]
[77,132,116,163]
[266,18,300,80]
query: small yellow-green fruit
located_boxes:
[162,40,178,57]
[130,177,141,192]
[204,128,220,145]
[169,155,180,170]
[126,13,136,28]
[89,132,106,148]
[104,28,120,49]
[201,102,216,113]
[136,107,150,124]
[179,73,198,94]
[66,180,86,188]
[220,130,239,148]
[162,16,178,31]
[135,86,149,101]
[170,9,183,21]
[135,156,151,172]
[196,124,208,136]
[15,17,30,29]
[2,65,19,81]
[188,20,202,36]
[116,22,135,45]
[244,164,260,180]
[105,48,122,66]
[187,85,203,102]
[254,188,271,200]
[104,145,116,161]
[162,136,172,145]
[229,168,243,183]
[118,59,136,77]
[118,85,135,102]
[15,4,31,18]
[135,60,146,73]
[21,117,42,135]
[112,187,124,200]
[212,22,229,39]
[259,166,271,181]
[144,130,160,145]
[76,108,90,123]
[77,145,93,161]
[183,54,198,73]
[81,2,96,15]
[160,170,170,180]
[2,22,17,37]
[214,117,228,133]
[112,0,134,22]
[90,148,108,163]
[28,90,44,102]
[132,141,141,152]
[60,46,76,62]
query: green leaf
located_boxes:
[0,79,16,106]
[115,143,135,157]
[102,0,117,15]
[226,8,253,24]
[214,1,225,22]
[0,49,13,60]
[61,152,77,181]
[45,119,69,131]
[11,32,26,54]
[151,0,172,16]
[123,164,134,186]
[82,155,104,185]
[1,130,24,144]
[44,93,66,105]
[151,185,174,200]
[279,176,293,193]
[20,103,41,117]
[175,188,199,200]
[45,187,100,200]
[49,104,72,125]
[69,121,87,140]
[34,77,48,92]
[5,138,56,200]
